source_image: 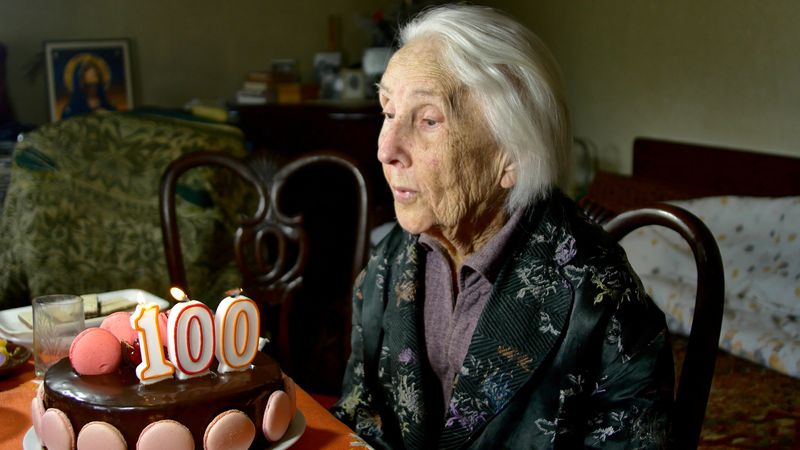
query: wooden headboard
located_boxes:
[633,138,800,197]
[584,138,800,215]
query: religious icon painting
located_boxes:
[44,39,134,122]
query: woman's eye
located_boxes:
[382,111,395,120]
[422,118,438,127]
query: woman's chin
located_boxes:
[394,210,432,236]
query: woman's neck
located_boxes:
[428,205,509,270]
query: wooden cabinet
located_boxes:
[231,101,393,225]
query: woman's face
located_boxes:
[377,40,512,239]
[82,65,100,85]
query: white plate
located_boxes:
[24,410,306,450]
[23,426,40,450]
[0,289,169,348]
[269,410,306,449]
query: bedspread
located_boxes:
[620,195,800,378]
[0,111,249,310]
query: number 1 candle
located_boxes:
[130,301,175,384]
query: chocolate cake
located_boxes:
[40,352,284,449]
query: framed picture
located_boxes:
[340,69,366,100]
[313,52,341,100]
[44,39,133,122]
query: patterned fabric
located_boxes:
[0,111,248,309]
[621,195,800,378]
[671,336,800,449]
[332,191,673,449]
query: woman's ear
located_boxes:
[500,163,516,189]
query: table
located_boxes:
[0,359,362,450]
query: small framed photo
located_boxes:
[340,69,366,100]
[313,52,341,100]
[44,39,133,122]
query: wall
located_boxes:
[3,1,798,173]
[490,0,800,172]
[0,0,389,125]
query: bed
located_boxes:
[582,138,800,448]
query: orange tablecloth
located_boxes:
[0,359,361,450]
[0,360,37,450]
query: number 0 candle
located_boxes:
[167,300,215,380]
[215,294,260,373]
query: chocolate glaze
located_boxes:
[43,352,283,449]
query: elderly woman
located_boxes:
[332,4,673,449]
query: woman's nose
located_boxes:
[377,121,409,167]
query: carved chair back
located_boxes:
[160,150,369,393]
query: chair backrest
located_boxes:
[159,149,370,394]
[603,203,724,450]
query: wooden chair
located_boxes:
[601,203,725,450]
[159,149,370,395]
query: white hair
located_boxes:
[399,4,572,211]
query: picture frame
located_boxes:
[44,39,133,122]
[313,52,341,100]
[340,68,366,100]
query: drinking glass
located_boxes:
[33,294,84,377]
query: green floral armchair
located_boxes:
[0,111,248,309]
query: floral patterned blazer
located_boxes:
[332,191,674,449]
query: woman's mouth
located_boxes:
[391,185,417,203]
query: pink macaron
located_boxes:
[100,312,138,344]
[77,421,126,450]
[158,312,168,343]
[40,408,75,450]
[262,390,293,442]
[69,327,122,375]
[118,311,167,343]
[31,396,45,440]
[137,419,194,450]
[204,409,255,450]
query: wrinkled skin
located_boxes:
[377,40,516,267]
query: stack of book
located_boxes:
[235,70,298,105]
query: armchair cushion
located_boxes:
[0,111,247,309]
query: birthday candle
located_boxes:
[167,300,215,380]
[215,294,260,373]
[130,302,175,384]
